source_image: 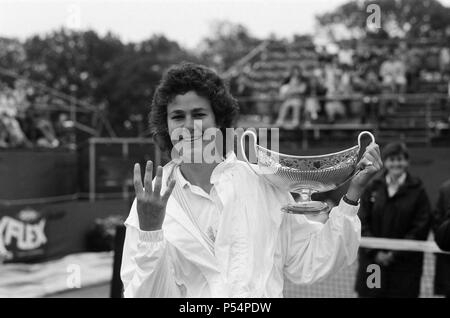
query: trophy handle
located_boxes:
[240,129,259,172]
[357,131,376,150]
[353,130,376,175]
[335,131,376,188]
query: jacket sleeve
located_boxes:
[282,198,361,285]
[120,199,182,298]
[403,188,432,241]
[359,186,374,237]
[433,185,450,251]
[358,186,379,259]
[391,187,432,263]
[435,220,450,251]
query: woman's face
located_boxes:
[384,154,408,176]
[167,91,218,161]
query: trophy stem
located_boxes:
[298,189,313,203]
[282,189,330,215]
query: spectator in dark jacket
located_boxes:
[433,180,450,298]
[355,142,432,298]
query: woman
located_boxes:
[121,62,382,297]
[355,142,431,298]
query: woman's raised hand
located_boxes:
[346,142,383,202]
[133,161,176,231]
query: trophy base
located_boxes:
[281,201,330,215]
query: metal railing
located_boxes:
[88,138,162,201]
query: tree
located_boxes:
[199,21,262,72]
[316,0,450,41]
[97,35,199,136]
[22,29,125,104]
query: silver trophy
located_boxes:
[240,130,375,214]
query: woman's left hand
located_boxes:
[346,142,383,201]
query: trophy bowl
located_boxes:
[240,130,375,214]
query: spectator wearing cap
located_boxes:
[432,179,450,298]
[355,142,432,298]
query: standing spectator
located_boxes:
[274,66,308,129]
[433,179,450,298]
[355,142,431,298]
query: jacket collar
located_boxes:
[174,151,237,188]
[372,170,421,195]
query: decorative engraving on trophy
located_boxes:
[241,131,375,215]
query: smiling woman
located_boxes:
[120,62,383,298]
[149,62,239,157]
[355,142,432,298]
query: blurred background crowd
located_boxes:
[1,0,450,299]
[230,38,450,127]
[1,0,450,149]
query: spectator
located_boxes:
[274,66,308,129]
[361,70,382,123]
[0,111,31,147]
[0,91,30,148]
[234,74,255,115]
[404,47,422,92]
[323,60,346,123]
[379,52,407,100]
[0,81,33,148]
[433,179,450,298]
[355,142,432,298]
[0,115,8,148]
[35,116,60,148]
[303,67,326,125]
[338,45,353,67]
[341,66,365,120]
[440,47,450,74]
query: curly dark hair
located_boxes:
[149,62,240,154]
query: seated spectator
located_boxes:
[433,179,450,298]
[35,116,60,148]
[235,75,255,115]
[355,142,431,298]
[338,46,353,67]
[0,88,30,148]
[274,66,308,129]
[323,61,346,123]
[440,47,450,74]
[229,74,255,115]
[379,52,407,100]
[340,66,365,121]
[1,111,31,148]
[405,48,423,92]
[55,113,75,146]
[361,70,382,123]
[303,68,326,125]
[0,116,8,148]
